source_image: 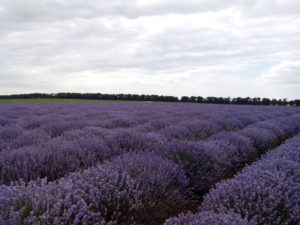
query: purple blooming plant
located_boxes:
[0,170,124,225]
[263,139,300,163]
[5,128,51,150]
[211,116,244,131]
[19,116,43,130]
[0,136,112,184]
[207,131,256,175]
[234,114,258,126]
[40,119,83,138]
[164,211,253,225]
[0,151,190,225]
[110,116,136,128]
[61,126,112,142]
[0,116,11,127]
[148,117,170,130]
[162,124,192,141]
[159,140,220,195]
[201,134,300,225]
[240,114,300,154]
[104,128,164,153]
[104,151,190,223]
[202,166,300,225]
[0,124,23,141]
[254,121,289,141]
[240,127,278,153]
[174,119,222,141]
[0,102,300,225]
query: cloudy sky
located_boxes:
[0,0,300,99]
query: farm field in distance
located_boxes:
[0,98,146,103]
[0,102,300,225]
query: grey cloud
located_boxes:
[2,0,299,26]
[0,0,300,98]
[0,0,235,23]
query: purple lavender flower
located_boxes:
[164,211,252,225]
[207,131,256,175]
[160,140,220,194]
[201,134,300,225]
[0,102,300,225]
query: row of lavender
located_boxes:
[1,103,300,185]
[0,103,281,154]
[0,103,300,224]
[0,103,295,146]
[158,113,300,195]
[165,132,300,225]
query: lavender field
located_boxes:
[0,102,300,225]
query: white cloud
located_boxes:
[262,60,300,84]
[248,60,300,99]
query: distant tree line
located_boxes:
[0,93,179,102]
[180,96,300,106]
[0,93,299,106]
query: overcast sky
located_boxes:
[0,0,300,99]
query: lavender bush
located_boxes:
[0,151,189,224]
[201,133,300,225]
[164,212,252,225]
[103,151,190,223]
[0,102,300,224]
[207,131,256,175]
[159,140,220,194]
